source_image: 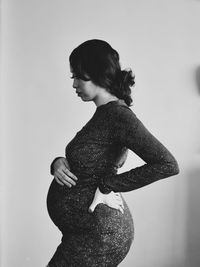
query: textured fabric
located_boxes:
[97,100,179,193]
[47,99,179,266]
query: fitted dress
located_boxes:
[47,99,179,267]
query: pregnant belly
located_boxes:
[47,179,97,231]
[47,179,134,237]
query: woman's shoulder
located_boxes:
[106,99,139,135]
[96,99,138,125]
[108,99,137,120]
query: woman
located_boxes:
[46,39,179,267]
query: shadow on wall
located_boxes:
[185,66,200,266]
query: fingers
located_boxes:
[88,191,124,214]
[54,167,78,188]
[63,168,78,182]
[101,191,124,214]
[118,206,124,214]
[116,200,124,214]
[113,200,124,214]
[113,193,124,214]
[88,187,104,213]
[109,202,124,214]
[88,199,99,213]
[88,203,95,213]
[54,176,65,186]
[51,158,77,188]
[63,158,71,170]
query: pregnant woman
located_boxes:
[46,39,179,267]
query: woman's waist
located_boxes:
[48,179,130,212]
[72,170,116,186]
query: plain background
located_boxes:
[1,0,200,266]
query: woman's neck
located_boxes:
[93,89,119,107]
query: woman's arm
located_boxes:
[99,106,179,193]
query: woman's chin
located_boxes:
[79,96,91,102]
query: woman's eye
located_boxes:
[70,74,80,80]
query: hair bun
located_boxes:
[112,69,135,106]
[120,69,135,88]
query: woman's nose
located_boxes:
[73,78,78,88]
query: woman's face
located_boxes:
[71,75,99,102]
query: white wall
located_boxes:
[1,0,200,266]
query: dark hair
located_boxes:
[69,39,135,106]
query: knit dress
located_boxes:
[47,99,179,267]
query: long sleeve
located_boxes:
[98,105,179,193]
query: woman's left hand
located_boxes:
[88,187,124,214]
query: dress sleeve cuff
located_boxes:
[98,176,112,194]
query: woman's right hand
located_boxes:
[51,157,78,187]
[89,187,124,214]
